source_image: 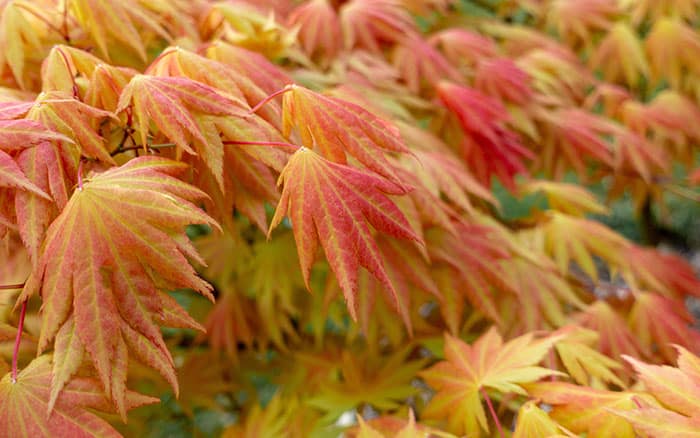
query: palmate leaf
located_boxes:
[269,147,421,320]
[610,347,700,437]
[281,84,411,186]
[628,292,700,362]
[525,381,659,438]
[306,347,426,423]
[287,0,342,62]
[339,0,418,53]
[0,355,157,438]
[19,156,216,418]
[68,0,171,63]
[419,328,563,436]
[116,74,250,188]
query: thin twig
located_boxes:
[0,283,25,290]
[248,86,293,114]
[481,387,504,438]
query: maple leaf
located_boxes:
[419,328,563,436]
[0,355,158,438]
[280,84,410,186]
[68,0,170,63]
[590,22,649,88]
[553,326,624,387]
[221,394,303,438]
[499,256,586,332]
[620,245,700,299]
[199,284,257,363]
[628,292,700,362]
[175,352,237,417]
[546,0,619,48]
[512,401,567,438]
[287,0,342,62]
[532,212,629,281]
[515,47,592,106]
[525,381,659,438]
[339,0,418,52]
[20,156,217,416]
[27,91,116,165]
[624,351,700,418]
[574,301,647,360]
[607,347,700,436]
[391,35,462,93]
[519,180,608,217]
[269,147,421,320]
[474,58,534,105]
[0,0,47,89]
[437,81,533,191]
[15,140,76,266]
[41,45,138,112]
[429,28,498,69]
[645,18,700,89]
[116,74,249,187]
[306,347,426,423]
[609,407,700,438]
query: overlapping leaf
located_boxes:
[281,84,411,186]
[269,147,420,320]
[420,328,563,436]
[0,355,157,438]
[20,157,216,416]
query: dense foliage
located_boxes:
[0,0,699,436]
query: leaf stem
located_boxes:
[248,85,293,114]
[0,283,25,290]
[481,387,504,438]
[11,300,27,383]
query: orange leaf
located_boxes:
[0,355,157,437]
[21,156,216,414]
[525,381,657,437]
[420,328,563,436]
[269,147,421,321]
[281,84,410,186]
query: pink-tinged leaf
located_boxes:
[420,329,563,436]
[27,91,116,165]
[0,119,73,151]
[0,355,158,438]
[269,148,421,320]
[23,156,217,410]
[0,150,50,199]
[282,84,410,186]
[437,81,532,190]
[392,36,462,92]
[429,28,498,67]
[339,0,418,52]
[15,142,73,265]
[609,407,700,438]
[49,316,85,414]
[474,58,534,105]
[624,355,700,417]
[117,74,246,154]
[629,292,700,362]
[525,381,658,437]
[288,0,342,62]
